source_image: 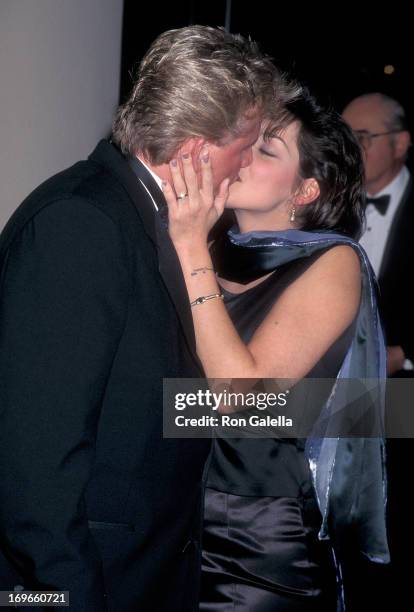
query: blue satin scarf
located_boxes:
[216,227,389,569]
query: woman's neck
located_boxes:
[234,209,294,234]
[216,208,294,294]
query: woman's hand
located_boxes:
[162,150,229,250]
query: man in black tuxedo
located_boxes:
[343,93,413,375]
[342,93,413,609]
[0,26,287,611]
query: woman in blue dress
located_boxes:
[163,87,388,611]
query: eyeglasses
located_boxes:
[353,129,403,150]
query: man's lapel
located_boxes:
[90,141,197,358]
[127,156,198,355]
[379,176,413,282]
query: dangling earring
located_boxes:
[290,206,296,223]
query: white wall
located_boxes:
[0,0,124,228]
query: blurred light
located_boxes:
[384,65,395,75]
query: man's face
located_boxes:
[342,98,400,192]
[208,112,262,192]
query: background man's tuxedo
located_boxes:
[0,140,211,611]
[377,175,414,362]
[343,175,414,611]
[380,175,414,607]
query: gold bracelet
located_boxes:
[190,292,224,307]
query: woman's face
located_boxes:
[226,120,302,212]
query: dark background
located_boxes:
[119,0,412,126]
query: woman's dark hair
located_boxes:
[266,88,365,239]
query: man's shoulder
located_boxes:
[0,142,141,257]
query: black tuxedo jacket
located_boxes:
[0,140,211,611]
[376,174,414,361]
[342,176,414,611]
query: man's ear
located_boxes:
[294,178,320,206]
[394,130,411,160]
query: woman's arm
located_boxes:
[163,152,361,380]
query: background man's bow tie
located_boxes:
[366,194,391,216]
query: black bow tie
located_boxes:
[366,195,391,216]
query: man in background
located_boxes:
[343,93,413,376]
[343,91,413,610]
